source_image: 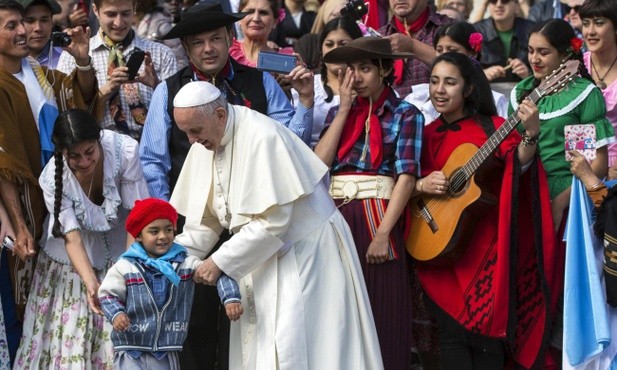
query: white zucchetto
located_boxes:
[173,81,222,108]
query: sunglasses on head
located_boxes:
[489,0,513,4]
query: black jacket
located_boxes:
[473,17,536,83]
[528,1,569,23]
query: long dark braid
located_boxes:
[50,109,101,238]
[321,65,334,103]
[319,16,363,103]
[51,151,64,238]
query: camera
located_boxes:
[340,0,368,21]
[2,236,14,251]
[51,32,72,47]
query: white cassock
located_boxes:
[171,104,383,370]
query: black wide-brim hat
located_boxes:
[16,0,61,14]
[159,3,246,40]
[323,36,412,63]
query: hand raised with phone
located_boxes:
[132,51,160,88]
[101,48,159,100]
[264,53,314,108]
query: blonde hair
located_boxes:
[435,0,473,18]
[310,0,347,34]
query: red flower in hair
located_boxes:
[570,37,584,54]
[468,33,483,53]
[277,8,286,24]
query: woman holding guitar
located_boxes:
[414,51,560,369]
[315,36,424,370]
[509,18,616,364]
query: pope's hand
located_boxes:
[194,257,222,285]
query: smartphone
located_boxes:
[257,52,297,75]
[77,0,89,16]
[126,48,146,81]
[2,236,14,251]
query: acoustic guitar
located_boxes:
[406,60,580,265]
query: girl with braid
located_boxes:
[291,16,362,148]
[508,18,616,365]
[15,109,149,369]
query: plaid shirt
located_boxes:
[57,33,178,140]
[323,89,423,177]
[379,10,452,97]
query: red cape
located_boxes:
[416,116,561,369]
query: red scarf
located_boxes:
[191,59,232,83]
[392,7,429,85]
[337,86,390,168]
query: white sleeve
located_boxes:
[39,161,81,235]
[211,202,292,281]
[119,135,150,209]
[174,205,224,259]
[98,262,127,299]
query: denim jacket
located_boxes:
[99,255,201,352]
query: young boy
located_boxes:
[99,198,242,369]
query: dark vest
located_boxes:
[166,59,267,191]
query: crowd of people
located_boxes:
[0,0,617,369]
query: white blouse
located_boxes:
[292,75,340,148]
[39,130,149,269]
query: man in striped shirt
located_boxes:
[57,0,178,140]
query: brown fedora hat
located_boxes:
[323,36,412,64]
[159,3,246,40]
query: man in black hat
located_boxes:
[138,3,314,369]
[139,2,314,201]
[18,0,63,68]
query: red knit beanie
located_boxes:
[126,198,178,238]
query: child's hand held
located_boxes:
[113,312,131,331]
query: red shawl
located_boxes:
[416,116,561,369]
[391,7,429,85]
[337,86,389,168]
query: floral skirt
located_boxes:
[14,250,113,369]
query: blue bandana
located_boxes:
[121,242,186,286]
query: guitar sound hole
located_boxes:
[448,170,468,196]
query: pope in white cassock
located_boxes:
[170,81,383,370]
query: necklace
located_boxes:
[77,171,95,198]
[86,174,94,198]
[214,117,235,227]
[591,54,617,89]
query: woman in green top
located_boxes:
[509,18,615,231]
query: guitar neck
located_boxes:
[461,89,541,178]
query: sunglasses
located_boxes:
[566,5,582,12]
[488,0,512,4]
